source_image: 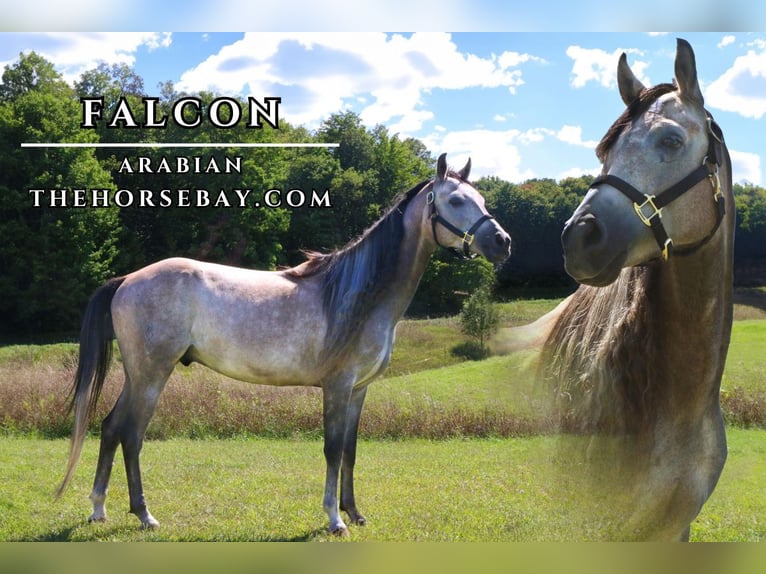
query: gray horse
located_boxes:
[541,39,734,540]
[56,153,511,536]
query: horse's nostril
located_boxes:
[495,232,510,248]
[563,213,606,252]
[578,214,604,248]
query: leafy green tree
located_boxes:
[482,176,581,290]
[459,283,500,351]
[317,110,375,172]
[0,53,119,338]
[282,147,341,262]
[410,254,496,316]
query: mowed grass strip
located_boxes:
[0,435,550,542]
[1,428,765,542]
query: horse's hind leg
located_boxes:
[340,385,368,526]
[90,359,174,529]
[88,383,130,523]
[119,364,175,529]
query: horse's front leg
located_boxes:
[321,376,355,536]
[340,384,368,526]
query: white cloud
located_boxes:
[730,149,762,185]
[421,123,599,183]
[566,45,649,89]
[4,33,172,84]
[555,124,599,148]
[176,32,542,131]
[718,35,736,48]
[421,127,536,183]
[144,32,172,51]
[706,47,766,119]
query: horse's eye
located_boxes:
[448,196,464,207]
[661,135,683,149]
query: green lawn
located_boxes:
[2,294,766,542]
[1,428,764,542]
[723,319,766,394]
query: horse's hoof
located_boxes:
[87,515,107,524]
[329,525,350,537]
[342,506,367,526]
[140,517,160,530]
[134,511,160,529]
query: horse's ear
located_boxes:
[436,153,448,182]
[617,52,645,106]
[674,38,704,106]
[457,157,471,181]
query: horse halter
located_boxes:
[426,187,495,259]
[590,113,725,261]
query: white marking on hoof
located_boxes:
[133,508,160,529]
[329,524,350,537]
[88,493,107,523]
[139,513,160,530]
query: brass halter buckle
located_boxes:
[710,166,722,202]
[661,238,672,261]
[634,194,662,227]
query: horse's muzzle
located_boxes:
[485,226,512,263]
[561,211,625,286]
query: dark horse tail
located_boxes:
[55,276,126,499]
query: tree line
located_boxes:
[1,52,765,340]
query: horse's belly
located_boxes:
[186,341,323,387]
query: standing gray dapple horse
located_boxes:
[541,39,733,540]
[56,153,511,536]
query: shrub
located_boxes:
[458,285,500,351]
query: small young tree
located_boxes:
[458,284,500,353]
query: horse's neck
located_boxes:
[378,191,436,322]
[656,171,734,351]
[652,211,734,403]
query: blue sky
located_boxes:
[1,31,764,185]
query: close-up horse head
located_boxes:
[542,38,735,541]
[561,38,727,287]
[428,153,511,262]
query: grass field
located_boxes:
[1,292,766,541]
[1,429,765,542]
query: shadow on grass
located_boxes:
[11,526,79,542]
[13,523,335,542]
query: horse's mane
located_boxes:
[540,266,661,435]
[284,176,436,358]
[596,83,676,162]
[541,85,680,435]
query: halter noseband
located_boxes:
[590,113,725,261]
[426,188,495,259]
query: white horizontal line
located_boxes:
[21,142,339,148]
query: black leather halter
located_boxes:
[426,189,495,259]
[590,114,726,261]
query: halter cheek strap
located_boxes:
[590,114,725,261]
[427,190,495,259]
